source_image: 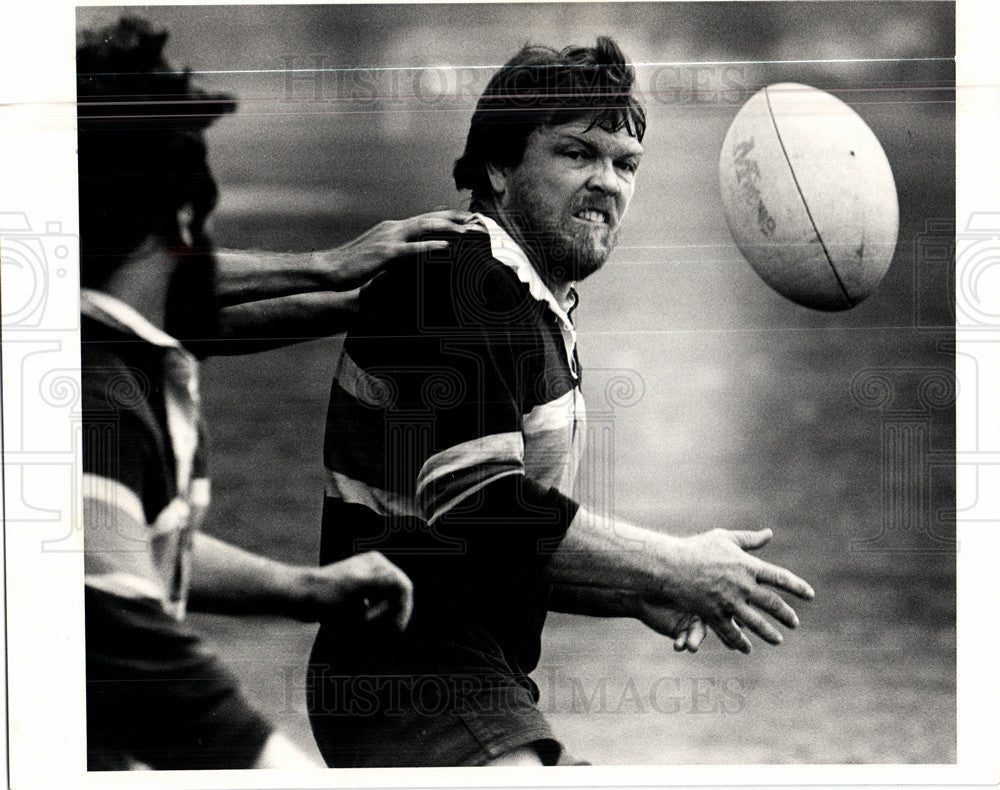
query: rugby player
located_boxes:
[78,16,472,769]
[310,36,815,766]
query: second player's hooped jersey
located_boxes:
[320,214,584,673]
[80,290,209,621]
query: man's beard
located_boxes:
[164,242,219,359]
[504,180,619,286]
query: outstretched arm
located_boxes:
[214,290,361,352]
[188,533,413,631]
[545,506,814,653]
[215,209,475,304]
[212,209,477,349]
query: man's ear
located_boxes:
[486,162,508,198]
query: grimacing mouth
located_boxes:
[572,207,610,225]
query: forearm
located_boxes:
[216,210,475,306]
[216,249,339,305]
[544,506,677,617]
[188,532,323,621]
[214,290,360,353]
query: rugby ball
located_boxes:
[718,83,898,311]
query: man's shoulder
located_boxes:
[81,316,156,417]
[366,229,536,330]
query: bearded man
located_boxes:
[309,36,814,767]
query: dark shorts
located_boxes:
[85,587,272,770]
[308,673,561,766]
[307,629,585,767]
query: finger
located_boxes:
[417,217,485,237]
[377,567,414,632]
[686,618,706,652]
[395,579,414,631]
[387,564,414,631]
[747,587,799,629]
[729,528,773,551]
[753,561,815,600]
[420,208,473,222]
[673,629,688,652]
[358,553,414,630]
[363,597,391,622]
[733,603,783,645]
[711,618,752,654]
[404,212,476,236]
[360,585,412,631]
[415,216,475,235]
[397,239,450,255]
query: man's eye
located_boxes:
[563,149,586,160]
[617,160,639,174]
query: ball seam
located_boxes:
[763,85,854,308]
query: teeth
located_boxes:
[575,209,606,223]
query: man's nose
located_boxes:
[586,159,621,196]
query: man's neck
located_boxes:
[475,200,575,304]
[99,236,177,331]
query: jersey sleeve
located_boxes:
[80,350,173,520]
[81,351,175,603]
[85,586,273,770]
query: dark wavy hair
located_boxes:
[76,16,236,287]
[453,36,645,202]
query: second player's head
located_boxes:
[77,15,236,350]
[453,37,645,288]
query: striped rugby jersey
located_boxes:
[81,290,209,620]
[320,215,584,674]
[81,291,274,769]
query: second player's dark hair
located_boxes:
[453,36,645,202]
[76,16,236,287]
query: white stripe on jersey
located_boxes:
[522,389,586,496]
[325,468,422,519]
[84,572,165,604]
[416,432,524,520]
[416,432,524,492]
[82,473,145,525]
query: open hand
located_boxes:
[644,528,814,653]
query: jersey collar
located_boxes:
[470,214,580,378]
[81,289,187,353]
[470,213,578,337]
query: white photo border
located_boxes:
[1,0,996,787]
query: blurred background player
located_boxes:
[77,16,475,769]
[310,36,815,767]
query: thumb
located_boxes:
[730,528,773,551]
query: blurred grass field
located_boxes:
[139,1,959,766]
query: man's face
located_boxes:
[496,119,643,286]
